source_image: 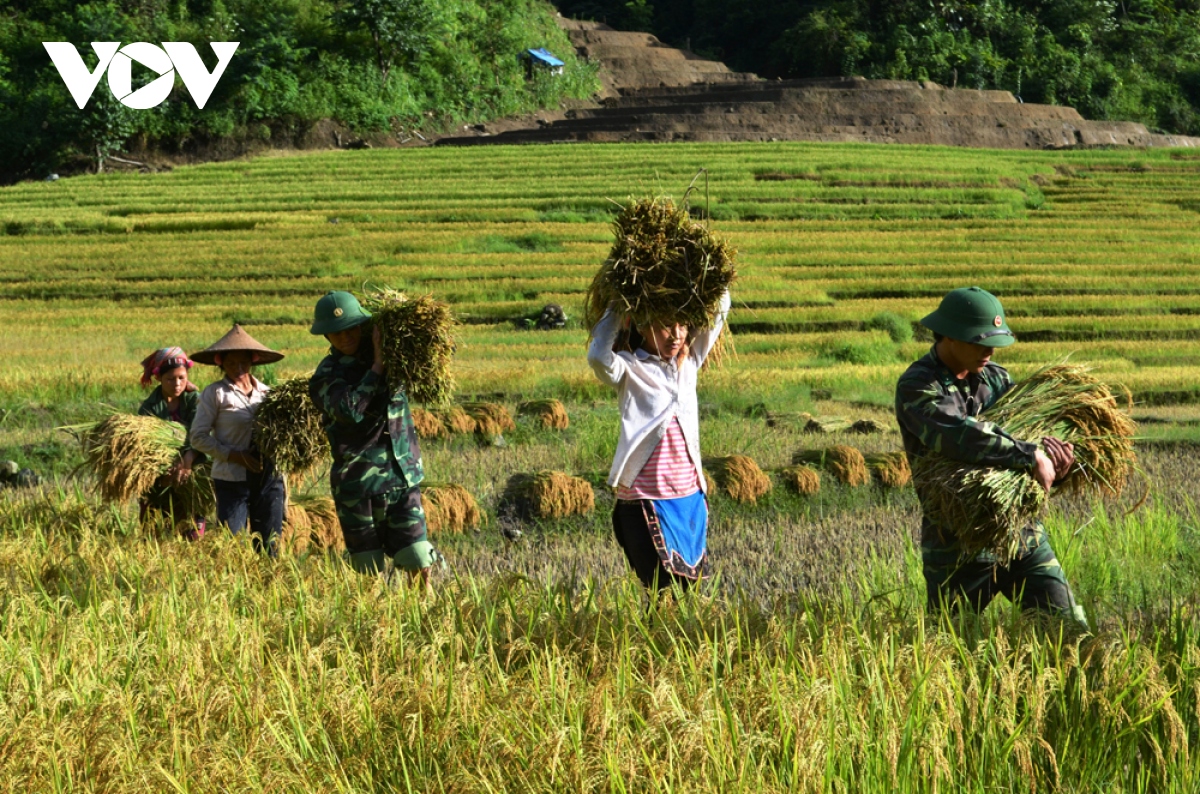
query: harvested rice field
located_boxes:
[3,142,1200,792]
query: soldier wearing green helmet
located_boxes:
[308,291,438,586]
[895,287,1087,627]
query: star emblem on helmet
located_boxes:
[994,315,1002,327]
[334,307,344,317]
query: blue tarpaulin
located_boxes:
[523,48,564,68]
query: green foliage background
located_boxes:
[0,0,598,181]
[557,0,1200,136]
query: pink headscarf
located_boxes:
[140,347,196,390]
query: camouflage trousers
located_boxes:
[334,485,435,572]
[923,524,1088,628]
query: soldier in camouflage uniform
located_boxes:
[308,291,438,583]
[895,287,1087,627]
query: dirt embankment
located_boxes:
[440,17,1200,150]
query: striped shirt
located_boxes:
[616,416,701,501]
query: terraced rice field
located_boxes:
[1,142,1199,417]
[4,143,1200,792]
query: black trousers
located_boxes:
[213,463,285,557]
[612,500,694,591]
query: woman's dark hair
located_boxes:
[933,332,944,343]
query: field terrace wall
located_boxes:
[442,19,1200,151]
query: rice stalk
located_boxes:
[436,407,477,435]
[78,414,189,503]
[517,399,570,430]
[913,362,1137,563]
[779,465,821,496]
[584,196,736,348]
[463,402,515,437]
[253,376,330,478]
[283,493,343,553]
[804,416,852,434]
[424,484,483,534]
[792,445,869,487]
[362,289,457,406]
[706,455,771,504]
[864,452,911,488]
[505,471,595,519]
[851,418,889,435]
[412,407,448,440]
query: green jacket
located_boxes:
[895,345,1037,544]
[308,336,424,501]
[138,388,201,457]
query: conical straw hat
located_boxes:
[190,324,285,366]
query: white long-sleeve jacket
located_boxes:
[587,292,731,492]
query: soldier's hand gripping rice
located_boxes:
[308,291,439,585]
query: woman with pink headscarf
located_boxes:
[137,346,206,539]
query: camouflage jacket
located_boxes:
[895,346,1038,543]
[309,336,424,500]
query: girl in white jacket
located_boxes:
[587,291,731,590]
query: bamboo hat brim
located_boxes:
[190,324,285,365]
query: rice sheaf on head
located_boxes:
[583,197,736,341]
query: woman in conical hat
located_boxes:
[189,325,286,556]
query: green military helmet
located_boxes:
[310,291,372,335]
[920,286,1015,348]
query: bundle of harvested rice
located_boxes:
[463,402,516,437]
[283,494,343,553]
[412,407,448,440]
[703,471,717,496]
[424,483,483,534]
[912,362,1137,563]
[780,465,821,496]
[707,455,771,503]
[517,399,570,430]
[253,376,330,478]
[792,445,869,487]
[584,197,736,354]
[851,418,889,435]
[172,463,216,516]
[505,471,595,519]
[804,416,851,434]
[865,452,911,488]
[362,289,456,405]
[79,414,188,502]
[765,412,812,430]
[436,406,477,435]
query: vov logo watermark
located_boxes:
[43,42,239,110]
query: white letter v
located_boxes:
[43,42,121,109]
[163,42,239,109]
